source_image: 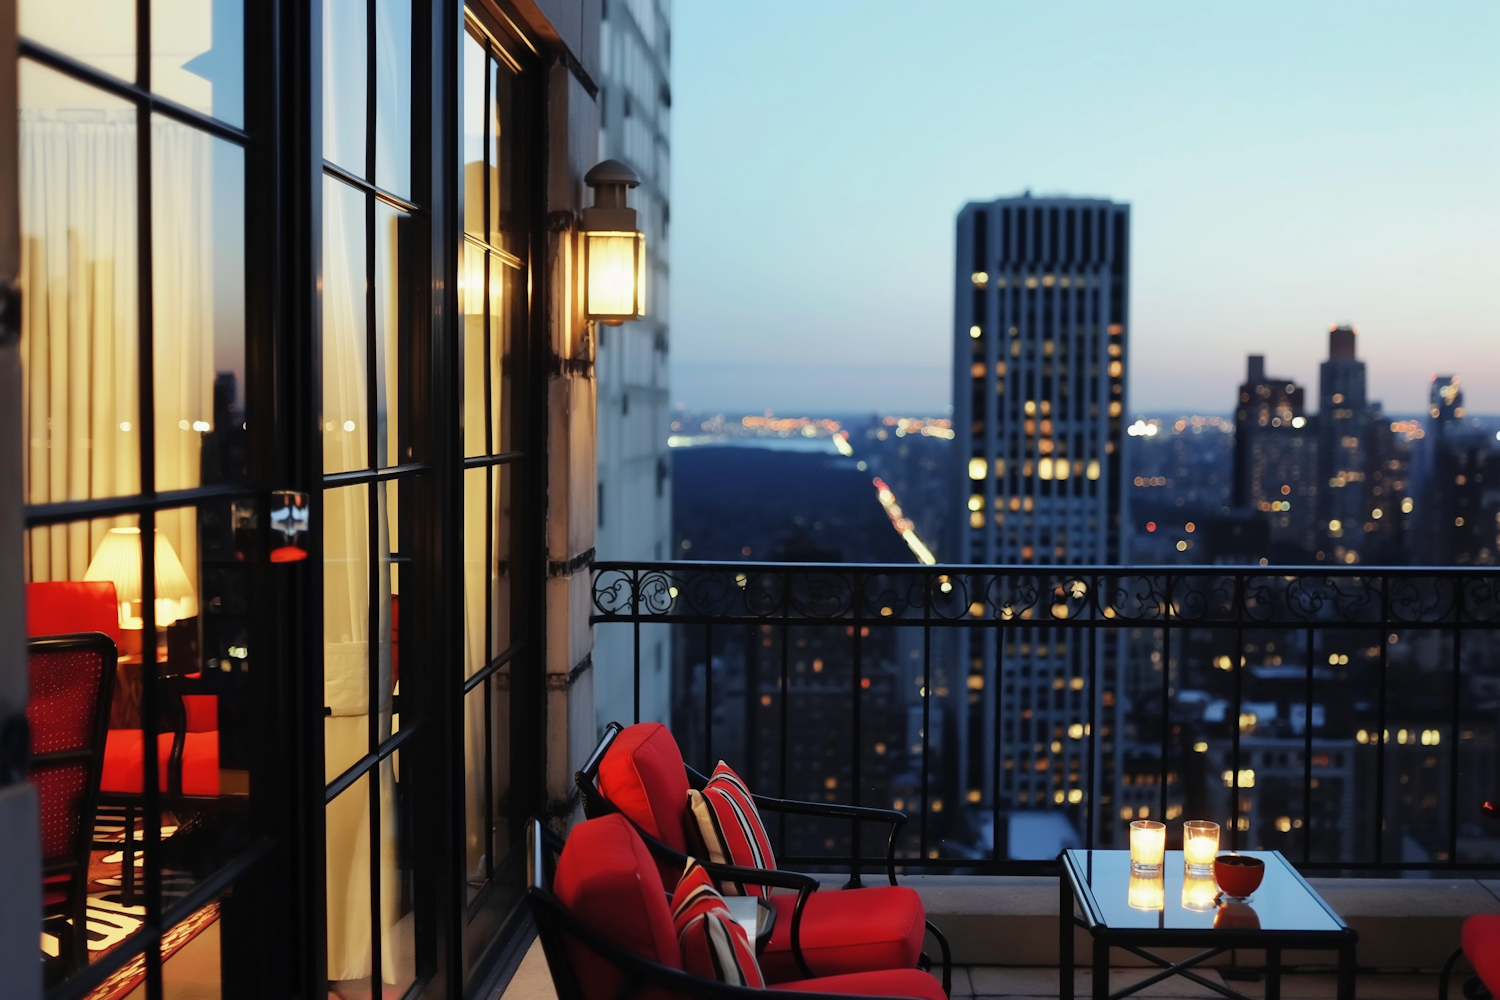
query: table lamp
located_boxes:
[85,527,195,653]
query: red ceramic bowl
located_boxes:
[1214,854,1265,898]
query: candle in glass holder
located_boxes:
[1130,820,1166,873]
[1182,820,1220,874]
[1128,872,1165,911]
[1181,871,1219,911]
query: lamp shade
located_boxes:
[584,230,646,322]
[84,527,196,628]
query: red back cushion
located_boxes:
[27,643,111,864]
[553,814,682,1000]
[598,723,692,856]
[27,581,122,646]
[671,859,763,987]
[687,762,777,898]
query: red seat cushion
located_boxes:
[671,859,763,987]
[27,581,122,645]
[688,762,777,898]
[102,729,219,796]
[760,886,927,983]
[554,814,682,1000]
[1464,914,1500,996]
[773,968,947,1000]
[598,723,692,881]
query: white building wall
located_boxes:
[594,0,672,732]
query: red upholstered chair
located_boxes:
[576,723,948,992]
[27,581,221,799]
[1441,912,1500,1000]
[527,816,946,1000]
[28,633,117,977]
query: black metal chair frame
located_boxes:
[526,818,931,1000]
[574,722,951,994]
[30,632,118,975]
[94,658,222,906]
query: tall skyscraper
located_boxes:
[1317,325,1370,563]
[1411,375,1500,565]
[1233,355,1317,560]
[594,0,672,729]
[951,194,1130,850]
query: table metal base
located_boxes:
[1061,873,1357,1000]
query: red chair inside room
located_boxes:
[29,632,117,976]
[577,723,944,989]
[528,814,946,1000]
[27,581,220,800]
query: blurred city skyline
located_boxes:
[672,0,1500,415]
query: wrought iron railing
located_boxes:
[591,561,1500,875]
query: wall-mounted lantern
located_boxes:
[582,159,646,325]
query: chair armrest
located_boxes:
[751,795,907,828]
[751,795,908,886]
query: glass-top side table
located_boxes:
[1060,850,1357,1000]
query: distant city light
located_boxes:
[1126,418,1158,437]
[1292,416,1306,428]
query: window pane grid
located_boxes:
[460,19,524,919]
[321,0,421,990]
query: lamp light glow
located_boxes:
[84,527,196,629]
[584,230,646,320]
[582,159,646,324]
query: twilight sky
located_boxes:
[668,1,1500,416]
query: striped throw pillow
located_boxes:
[671,859,764,987]
[686,762,777,898]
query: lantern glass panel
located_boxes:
[585,231,645,319]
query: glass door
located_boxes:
[17,2,273,998]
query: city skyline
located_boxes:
[671,0,1500,415]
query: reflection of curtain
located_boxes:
[20,110,208,593]
[463,468,487,887]
[323,179,404,984]
[20,108,138,578]
[150,119,217,590]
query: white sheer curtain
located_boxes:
[150,118,218,593]
[21,106,208,600]
[20,105,139,578]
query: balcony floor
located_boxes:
[500,941,1448,1000]
[959,967,1440,1000]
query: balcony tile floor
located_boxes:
[500,943,1446,1000]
